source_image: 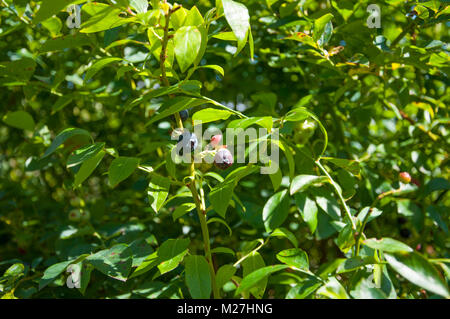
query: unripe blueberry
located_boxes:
[293,120,316,144]
[70,197,84,207]
[177,132,198,156]
[214,148,233,169]
[80,209,90,222]
[399,172,411,184]
[69,209,82,222]
[179,109,189,121]
[210,134,222,149]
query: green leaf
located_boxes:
[86,244,132,282]
[425,178,450,195]
[262,189,290,232]
[216,264,236,289]
[278,139,295,179]
[290,175,329,195]
[228,116,273,132]
[73,150,105,188]
[172,203,196,221]
[242,251,267,299]
[336,223,355,253]
[108,157,140,188]
[129,252,158,278]
[84,57,122,83]
[43,128,92,158]
[185,255,212,299]
[212,32,237,41]
[196,65,225,77]
[3,111,35,131]
[385,252,450,297]
[124,239,155,268]
[321,157,360,175]
[39,260,74,290]
[222,0,250,55]
[67,142,105,168]
[287,277,323,299]
[40,33,93,52]
[156,238,190,275]
[276,248,309,271]
[397,199,424,232]
[269,167,282,191]
[364,238,413,253]
[185,6,204,27]
[41,17,63,37]
[129,0,148,14]
[236,265,288,296]
[315,193,341,220]
[170,7,187,29]
[426,205,448,234]
[125,84,179,112]
[357,207,383,224]
[33,0,85,24]
[78,262,93,295]
[350,275,387,299]
[207,217,232,236]
[210,247,235,255]
[174,26,202,73]
[294,193,318,234]
[209,180,235,218]
[80,6,134,33]
[269,227,298,248]
[52,95,74,114]
[4,263,25,278]
[0,58,36,81]
[148,175,171,213]
[317,277,349,299]
[209,165,257,218]
[313,13,334,42]
[192,108,233,123]
[145,97,204,126]
[337,256,378,274]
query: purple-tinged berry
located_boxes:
[214,148,233,170]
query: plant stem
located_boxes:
[315,158,356,230]
[159,8,219,298]
[188,168,220,299]
[354,187,403,256]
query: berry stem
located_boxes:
[354,186,404,256]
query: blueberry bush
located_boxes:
[0,0,449,299]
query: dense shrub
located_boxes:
[0,0,449,299]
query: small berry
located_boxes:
[400,228,411,238]
[214,148,233,170]
[179,109,189,121]
[210,134,222,149]
[80,210,90,222]
[69,209,82,222]
[177,132,198,156]
[399,172,411,184]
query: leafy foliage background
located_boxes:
[0,0,449,299]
